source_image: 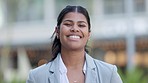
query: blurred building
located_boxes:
[0,0,148,82]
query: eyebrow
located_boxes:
[63,20,73,23]
[63,20,87,24]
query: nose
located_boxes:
[70,25,79,32]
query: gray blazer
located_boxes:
[26,53,122,83]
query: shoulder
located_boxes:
[93,58,118,77]
[93,59,122,83]
[30,63,50,74]
[93,59,116,71]
[85,53,116,71]
[26,62,52,83]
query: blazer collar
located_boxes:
[47,53,99,83]
[85,53,96,69]
[48,53,60,83]
[85,53,98,83]
[48,53,96,71]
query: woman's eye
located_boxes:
[78,24,86,27]
[64,23,72,26]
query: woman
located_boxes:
[26,5,122,83]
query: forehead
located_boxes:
[62,12,87,22]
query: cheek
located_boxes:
[84,32,90,41]
[83,29,90,37]
[85,33,90,40]
[60,25,69,32]
[59,27,68,38]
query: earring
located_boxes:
[57,35,59,39]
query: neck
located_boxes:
[61,48,85,68]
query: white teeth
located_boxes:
[69,35,80,39]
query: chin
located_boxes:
[68,46,84,51]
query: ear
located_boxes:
[55,26,59,39]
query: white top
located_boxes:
[59,54,86,83]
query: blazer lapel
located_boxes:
[47,53,100,83]
[48,71,59,83]
[48,55,60,83]
[85,68,97,83]
[85,53,99,83]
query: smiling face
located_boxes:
[58,12,90,51]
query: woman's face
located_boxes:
[58,12,90,51]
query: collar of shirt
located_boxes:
[58,53,86,74]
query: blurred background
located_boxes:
[0,0,148,83]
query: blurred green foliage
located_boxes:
[11,79,26,83]
[118,68,148,83]
[0,79,25,83]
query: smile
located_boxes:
[69,35,80,39]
